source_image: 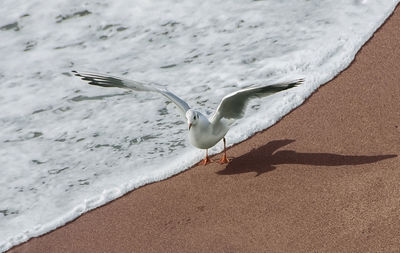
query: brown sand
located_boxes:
[9,7,400,253]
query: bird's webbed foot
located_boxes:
[201,157,211,166]
[219,153,229,164]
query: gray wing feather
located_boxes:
[72,70,190,119]
[211,79,303,124]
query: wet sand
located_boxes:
[9,6,400,253]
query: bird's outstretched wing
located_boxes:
[210,79,303,124]
[72,70,191,119]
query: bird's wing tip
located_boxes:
[71,70,81,77]
[294,78,305,86]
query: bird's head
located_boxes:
[186,110,199,130]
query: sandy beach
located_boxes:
[9,5,400,253]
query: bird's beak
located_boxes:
[188,123,192,130]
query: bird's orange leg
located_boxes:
[219,137,229,164]
[201,149,211,165]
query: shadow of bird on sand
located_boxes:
[218,139,397,176]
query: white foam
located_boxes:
[0,0,398,251]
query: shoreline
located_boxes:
[8,5,400,253]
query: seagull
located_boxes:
[72,70,303,165]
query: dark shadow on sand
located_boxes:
[218,139,397,176]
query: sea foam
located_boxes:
[0,0,398,251]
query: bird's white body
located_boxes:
[187,111,230,149]
[73,70,303,164]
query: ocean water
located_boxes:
[0,0,398,250]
